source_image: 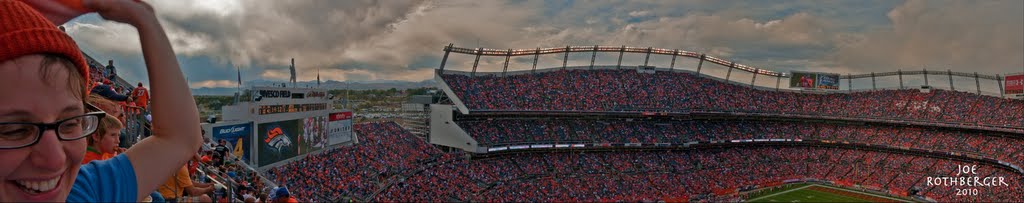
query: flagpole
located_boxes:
[236,66,242,104]
[237,66,241,92]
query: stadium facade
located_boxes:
[421,44,1023,202]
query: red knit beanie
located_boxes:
[0,0,90,95]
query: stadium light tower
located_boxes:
[996,74,1004,98]
[975,72,981,95]
[471,48,482,77]
[532,48,540,73]
[898,69,904,89]
[616,45,625,69]
[669,49,678,71]
[643,47,652,67]
[502,49,512,77]
[871,72,877,90]
[438,43,453,71]
[562,45,570,70]
[726,62,735,81]
[848,73,853,92]
[696,54,706,75]
[750,69,757,87]
[923,68,929,86]
[948,69,954,91]
[775,76,781,90]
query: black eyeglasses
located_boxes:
[0,112,106,149]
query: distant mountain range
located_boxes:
[191,80,436,95]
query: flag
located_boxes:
[237,66,242,86]
[317,67,321,86]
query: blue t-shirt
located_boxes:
[67,153,138,202]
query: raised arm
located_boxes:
[83,0,202,200]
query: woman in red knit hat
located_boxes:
[0,0,201,202]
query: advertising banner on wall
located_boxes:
[211,122,253,162]
[252,87,328,104]
[1006,73,1024,95]
[328,112,353,146]
[790,71,840,90]
[257,119,301,166]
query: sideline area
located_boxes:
[747,183,913,202]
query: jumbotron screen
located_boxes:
[1007,73,1024,95]
[790,71,840,90]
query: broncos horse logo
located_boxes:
[264,127,292,153]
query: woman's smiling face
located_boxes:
[0,55,87,202]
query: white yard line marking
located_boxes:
[812,184,911,202]
[748,185,813,202]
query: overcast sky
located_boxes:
[64,0,1023,90]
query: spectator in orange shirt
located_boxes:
[200,152,213,164]
[158,166,213,203]
[271,187,298,203]
[82,116,122,164]
[133,82,150,110]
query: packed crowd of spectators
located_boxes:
[266,122,442,202]
[455,148,1021,202]
[441,69,1024,127]
[83,56,152,147]
[382,145,1024,202]
[263,69,1024,202]
[457,119,1024,167]
[265,122,1021,202]
[188,138,279,203]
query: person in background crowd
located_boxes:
[88,94,125,123]
[82,116,165,202]
[133,82,150,110]
[87,93,132,148]
[257,193,268,203]
[214,139,229,167]
[91,80,132,102]
[143,114,153,138]
[0,0,202,202]
[201,137,213,153]
[271,187,298,203]
[106,59,116,81]
[157,165,213,203]
[188,153,201,177]
[82,116,123,164]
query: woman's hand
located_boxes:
[82,0,155,27]
[18,0,91,25]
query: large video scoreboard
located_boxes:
[789,71,840,90]
[1006,73,1023,97]
[217,87,354,168]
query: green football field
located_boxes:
[747,184,912,203]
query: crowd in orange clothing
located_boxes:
[442,69,1024,127]
[262,121,1022,202]
[266,122,440,202]
[458,119,1024,167]
[85,59,149,115]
